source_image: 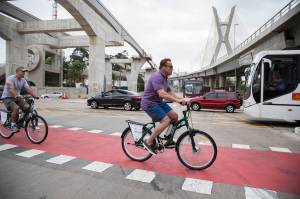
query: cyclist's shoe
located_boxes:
[10,125,20,134]
[143,140,157,155]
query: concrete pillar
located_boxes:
[105,57,112,91]
[5,35,27,77]
[144,68,154,87]
[236,75,242,91]
[219,74,226,89]
[127,58,146,92]
[208,76,213,89]
[88,36,105,97]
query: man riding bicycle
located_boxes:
[1,67,38,133]
[141,58,188,155]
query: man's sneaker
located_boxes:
[143,140,157,155]
[10,125,19,133]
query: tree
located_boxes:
[63,48,89,87]
[137,73,145,92]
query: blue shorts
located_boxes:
[144,102,172,122]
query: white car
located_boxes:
[41,91,63,99]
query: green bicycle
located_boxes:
[121,104,217,170]
[0,96,48,144]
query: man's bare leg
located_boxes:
[167,110,178,123]
[145,116,171,145]
[11,106,19,123]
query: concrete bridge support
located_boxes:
[218,74,226,89]
[127,58,146,92]
[144,67,155,87]
[5,36,27,77]
[88,37,106,96]
[104,57,112,91]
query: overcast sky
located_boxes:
[0,0,291,72]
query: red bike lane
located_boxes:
[1,127,300,195]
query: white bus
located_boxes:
[243,50,300,122]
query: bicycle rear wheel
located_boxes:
[176,130,217,170]
[0,124,14,139]
[121,127,152,162]
[25,115,48,144]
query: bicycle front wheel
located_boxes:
[0,123,14,139]
[176,130,217,170]
[121,127,152,162]
[25,115,48,144]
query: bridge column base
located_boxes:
[88,36,105,97]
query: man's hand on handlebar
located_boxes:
[177,98,190,105]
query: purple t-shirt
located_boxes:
[141,70,171,110]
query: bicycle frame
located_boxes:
[134,105,192,146]
[2,98,36,129]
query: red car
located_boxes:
[190,91,241,113]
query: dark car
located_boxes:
[190,90,241,113]
[87,89,141,111]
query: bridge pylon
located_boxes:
[210,5,236,65]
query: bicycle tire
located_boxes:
[0,125,14,139]
[121,127,152,162]
[0,112,14,139]
[176,129,217,170]
[25,115,48,144]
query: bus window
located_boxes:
[263,56,299,101]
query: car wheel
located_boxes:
[123,102,133,111]
[225,105,235,113]
[191,103,201,111]
[44,96,49,99]
[90,101,98,109]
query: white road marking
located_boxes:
[110,132,122,136]
[16,149,44,158]
[269,147,291,153]
[82,161,113,173]
[182,178,213,195]
[49,125,63,128]
[126,169,155,183]
[232,144,250,149]
[88,130,104,134]
[0,144,17,151]
[245,187,278,199]
[46,155,76,165]
[67,127,82,131]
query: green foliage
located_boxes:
[63,48,88,87]
[113,50,128,59]
[137,73,144,92]
[45,57,52,65]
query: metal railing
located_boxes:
[233,0,299,52]
[199,0,300,73]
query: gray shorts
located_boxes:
[3,98,26,112]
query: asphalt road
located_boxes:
[0,99,299,199]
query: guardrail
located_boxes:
[234,0,299,52]
[198,0,300,73]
